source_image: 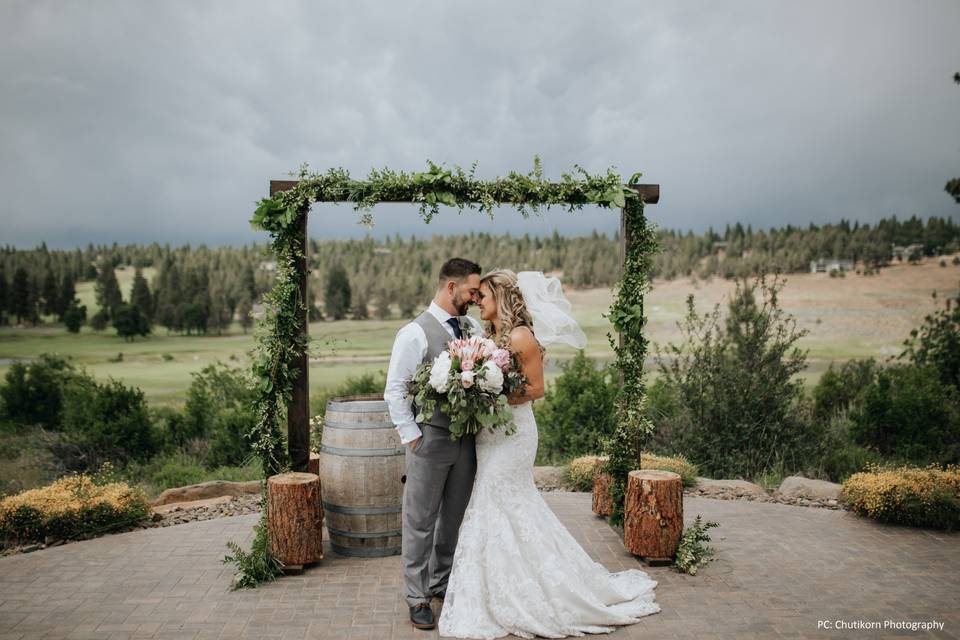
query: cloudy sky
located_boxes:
[2,1,959,250]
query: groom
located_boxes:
[384,257,484,630]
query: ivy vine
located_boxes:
[605,197,659,527]
[227,158,655,587]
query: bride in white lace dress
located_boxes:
[438,270,660,640]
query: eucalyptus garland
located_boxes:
[227,158,654,587]
[605,198,659,527]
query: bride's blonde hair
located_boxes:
[480,269,544,356]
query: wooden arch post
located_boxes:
[268,180,660,472]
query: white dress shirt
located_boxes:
[384,302,484,444]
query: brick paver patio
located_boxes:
[1,493,958,640]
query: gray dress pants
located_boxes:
[401,424,477,607]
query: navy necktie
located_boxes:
[446,317,463,340]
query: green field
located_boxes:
[2,257,959,408]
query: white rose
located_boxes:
[429,352,452,392]
[460,370,476,388]
[479,360,504,394]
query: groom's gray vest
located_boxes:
[412,311,457,430]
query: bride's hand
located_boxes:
[506,326,544,404]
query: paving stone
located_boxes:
[1,494,958,639]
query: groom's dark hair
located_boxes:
[438,258,481,283]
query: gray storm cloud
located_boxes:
[1,0,958,249]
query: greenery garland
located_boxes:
[604,197,659,527]
[226,158,653,587]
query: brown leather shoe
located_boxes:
[410,602,435,630]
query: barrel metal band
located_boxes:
[330,543,401,558]
[319,444,404,457]
[327,526,402,539]
[322,501,402,515]
[324,420,393,431]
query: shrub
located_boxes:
[63,300,86,333]
[534,352,618,465]
[182,362,258,467]
[812,358,878,423]
[0,474,150,543]
[673,515,720,575]
[841,464,960,530]
[122,451,260,498]
[55,376,156,471]
[898,289,960,390]
[850,364,960,466]
[309,370,388,449]
[565,455,607,491]
[563,453,699,492]
[816,411,883,482]
[0,353,80,429]
[654,274,812,479]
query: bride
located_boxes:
[438,269,660,639]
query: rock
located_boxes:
[21,543,42,553]
[776,476,842,501]
[534,466,566,490]
[695,478,768,496]
[152,480,261,506]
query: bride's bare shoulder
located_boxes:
[508,325,537,352]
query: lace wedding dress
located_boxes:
[438,401,660,639]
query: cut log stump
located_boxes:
[592,472,614,517]
[624,470,683,563]
[267,472,324,567]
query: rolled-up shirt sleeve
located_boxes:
[384,322,427,444]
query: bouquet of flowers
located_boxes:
[409,335,528,440]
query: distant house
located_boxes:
[891,244,924,261]
[810,258,855,274]
[259,260,277,272]
[712,241,728,262]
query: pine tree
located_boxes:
[94,262,123,319]
[324,264,352,321]
[10,267,29,324]
[40,269,58,317]
[0,266,8,324]
[130,267,154,321]
[55,272,76,320]
[64,299,86,333]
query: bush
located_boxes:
[122,451,261,497]
[63,300,86,333]
[851,364,960,466]
[816,412,883,482]
[55,376,156,471]
[309,370,388,449]
[812,358,878,423]
[565,455,607,491]
[0,353,80,430]
[841,463,960,530]
[182,362,258,465]
[0,474,150,543]
[899,288,960,390]
[653,274,812,479]
[533,352,618,465]
[563,453,699,492]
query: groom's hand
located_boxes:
[409,437,422,451]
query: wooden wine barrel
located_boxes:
[318,394,404,557]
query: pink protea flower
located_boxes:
[491,348,511,371]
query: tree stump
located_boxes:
[592,472,614,517]
[267,472,324,567]
[624,470,683,563]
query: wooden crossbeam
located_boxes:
[269,179,659,204]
